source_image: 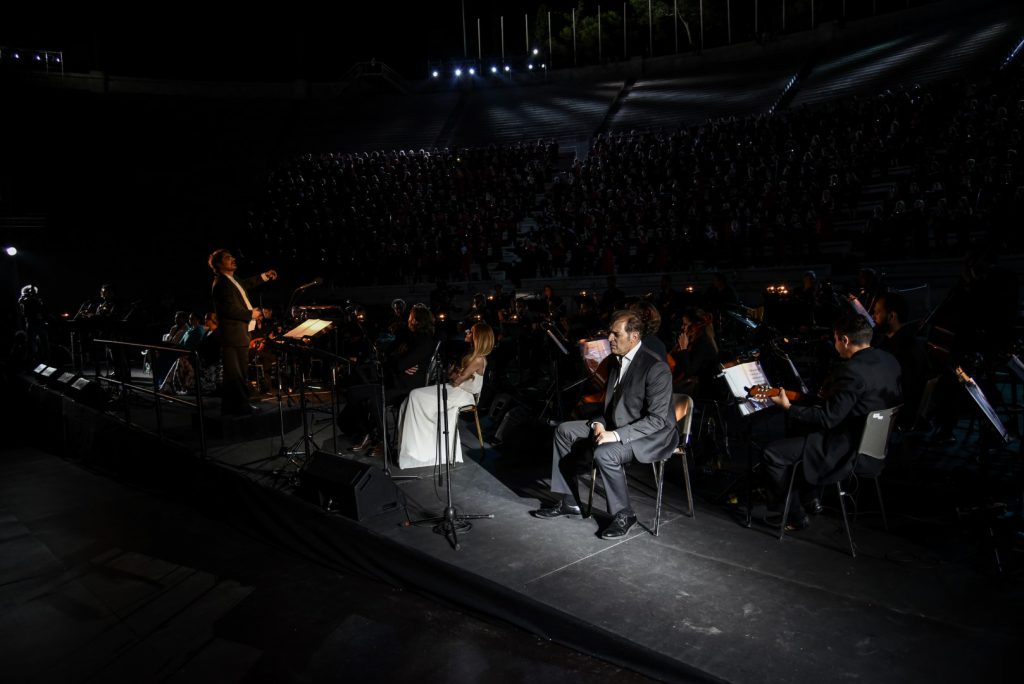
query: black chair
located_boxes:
[779,405,900,557]
[586,393,695,536]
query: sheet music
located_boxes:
[579,338,611,374]
[962,376,1011,443]
[283,318,333,339]
[721,360,774,416]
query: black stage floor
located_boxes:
[12,375,1024,682]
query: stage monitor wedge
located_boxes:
[299,452,399,521]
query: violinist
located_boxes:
[668,307,719,397]
[760,314,901,531]
[631,301,668,360]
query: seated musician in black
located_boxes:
[761,314,902,530]
[668,307,719,398]
[348,303,436,453]
[871,291,928,429]
[74,283,120,321]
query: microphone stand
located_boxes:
[410,341,493,550]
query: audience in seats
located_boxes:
[246,74,1023,284]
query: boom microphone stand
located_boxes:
[410,342,493,550]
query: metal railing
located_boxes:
[93,338,207,459]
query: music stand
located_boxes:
[539,323,571,423]
[956,367,1011,445]
[720,359,774,417]
[284,318,333,340]
[720,357,778,527]
[269,320,334,477]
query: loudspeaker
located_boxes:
[299,452,399,520]
[69,377,108,408]
[494,405,534,443]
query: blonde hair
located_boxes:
[461,323,494,370]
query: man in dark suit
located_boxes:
[534,310,678,539]
[762,314,902,530]
[208,249,277,416]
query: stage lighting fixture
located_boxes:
[468,67,475,75]
[528,63,534,70]
[12,52,19,59]
[431,70,439,78]
[541,63,546,68]
[490,66,498,74]
[454,68,462,77]
[532,48,539,55]
[34,54,41,61]
[503,65,510,72]
[54,57,61,63]
[4,246,16,256]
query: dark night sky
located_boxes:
[1,2,571,81]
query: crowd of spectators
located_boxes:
[245,68,1023,285]
[247,142,557,285]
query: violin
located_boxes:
[667,312,713,383]
[579,355,612,406]
[745,385,803,403]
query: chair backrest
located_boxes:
[856,405,900,461]
[673,393,694,446]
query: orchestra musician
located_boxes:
[667,307,719,397]
[347,303,436,453]
[208,248,278,416]
[533,310,676,539]
[760,314,901,531]
[74,284,120,321]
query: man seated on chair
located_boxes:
[533,310,677,539]
[761,313,902,531]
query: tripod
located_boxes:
[269,342,321,483]
[410,342,492,550]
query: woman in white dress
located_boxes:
[397,323,494,469]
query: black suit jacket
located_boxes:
[788,346,902,484]
[212,274,265,348]
[389,330,436,392]
[595,344,678,463]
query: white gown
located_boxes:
[397,372,483,469]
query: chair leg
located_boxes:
[778,463,800,541]
[680,446,695,518]
[836,481,857,558]
[652,461,665,536]
[473,408,485,460]
[874,476,888,532]
[587,461,598,518]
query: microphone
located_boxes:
[295,277,324,291]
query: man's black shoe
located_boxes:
[601,510,638,539]
[532,499,582,519]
